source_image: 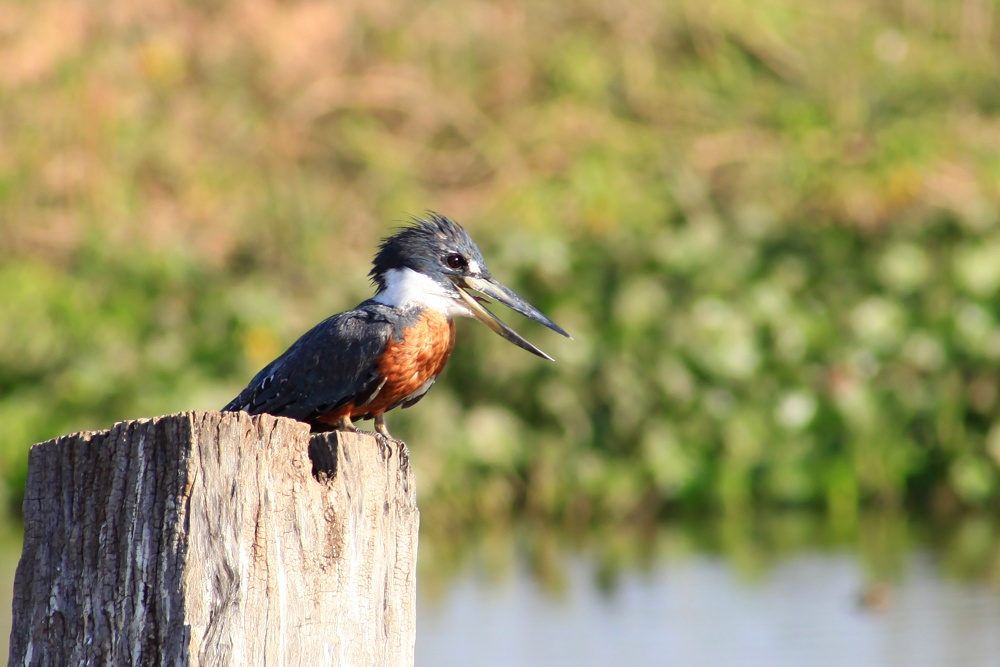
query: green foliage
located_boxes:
[2,0,1000,522]
[414,216,1000,522]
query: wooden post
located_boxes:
[8,411,418,666]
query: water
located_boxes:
[417,552,1000,667]
[3,514,999,666]
[416,515,1000,667]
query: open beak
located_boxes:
[451,275,571,361]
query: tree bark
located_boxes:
[8,411,418,667]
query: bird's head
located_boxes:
[370,213,570,359]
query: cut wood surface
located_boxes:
[8,411,418,667]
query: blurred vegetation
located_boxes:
[418,510,1000,604]
[3,0,1000,523]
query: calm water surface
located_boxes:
[416,516,1000,667]
[3,514,998,666]
[418,552,1000,667]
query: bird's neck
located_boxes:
[372,268,471,319]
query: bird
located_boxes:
[222,213,570,443]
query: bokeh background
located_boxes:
[3,0,1000,663]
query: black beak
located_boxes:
[451,275,571,360]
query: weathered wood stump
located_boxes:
[8,411,418,666]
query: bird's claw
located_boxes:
[374,432,393,460]
[373,432,409,468]
[395,438,410,469]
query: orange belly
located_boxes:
[319,310,456,425]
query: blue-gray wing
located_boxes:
[222,304,396,426]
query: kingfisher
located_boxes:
[222,213,570,441]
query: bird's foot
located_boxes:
[374,416,409,467]
[394,438,410,469]
[375,432,393,460]
[373,433,409,468]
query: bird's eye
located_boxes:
[444,253,467,270]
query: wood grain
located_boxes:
[8,411,418,666]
